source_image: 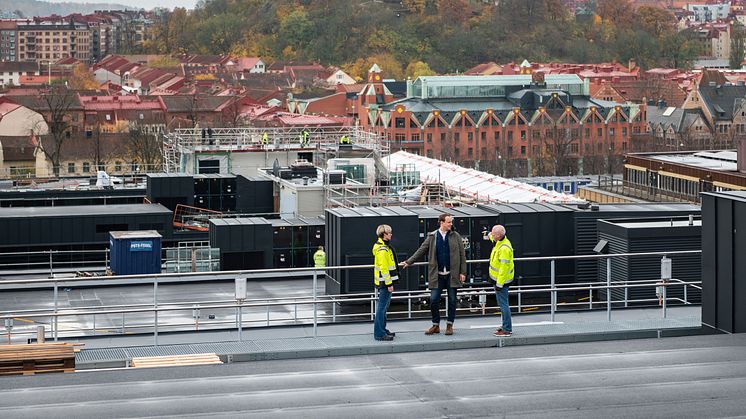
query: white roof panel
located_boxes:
[384,151,585,204]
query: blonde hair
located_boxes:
[376,224,392,238]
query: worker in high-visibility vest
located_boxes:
[300,129,310,147]
[313,246,326,268]
[372,224,398,341]
[489,224,514,337]
[262,132,269,145]
[339,135,351,145]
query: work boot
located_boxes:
[445,324,454,336]
[425,324,440,335]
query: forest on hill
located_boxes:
[143,0,704,80]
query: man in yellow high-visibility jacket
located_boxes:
[313,246,326,268]
[489,224,514,337]
[372,224,398,341]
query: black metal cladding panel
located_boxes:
[734,200,746,332]
[701,195,717,328]
[271,219,293,248]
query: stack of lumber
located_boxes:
[131,353,222,369]
[0,343,76,376]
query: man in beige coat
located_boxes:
[401,213,467,335]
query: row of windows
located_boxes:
[68,161,132,174]
[417,140,628,160]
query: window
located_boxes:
[520,130,526,140]
[571,143,578,154]
[467,132,473,141]
[426,149,433,158]
[82,162,90,173]
[508,146,513,157]
[609,128,615,137]
[454,132,460,143]
[426,133,432,143]
[411,133,420,142]
[440,133,446,142]
[521,145,526,156]
[508,131,513,141]
[67,163,75,173]
[395,133,405,142]
[481,131,486,141]
[622,127,627,137]
[597,128,603,137]
[585,128,590,137]
[395,117,405,128]
[468,148,473,158]
[494,131,500,140]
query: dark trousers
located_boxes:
[431,274,457,324]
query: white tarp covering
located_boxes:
[384,151,584,204]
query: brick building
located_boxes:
[359,66,647,176]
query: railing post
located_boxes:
[121,312,125,335]
[238,304,243,342]
[371,288,376,321]
[53,280,58,341]
[408,291,412,319]
[550,259,556,323]
[313,270,318,337]
[517,287,522,313]
[93,314,96,336]
[266,300,270,326]
[606,256,611,322]
[624,282,628,308]
[154,277,159,346]
[49,250,53,278]
[683,281,688,304]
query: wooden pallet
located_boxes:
[130,353,223,369]
[0,343,76,376]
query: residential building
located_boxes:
[686,3,730,22]
[0,21,17,62]
[16,21,91,64]
[0,62,39,86]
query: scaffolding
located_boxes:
[162,126,389,173]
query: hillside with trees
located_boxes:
[143,0,701,79]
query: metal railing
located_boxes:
[0,250,702,345]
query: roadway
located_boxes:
[1,333,744,418]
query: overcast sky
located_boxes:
[45,0,199,10]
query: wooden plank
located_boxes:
[131,353,222,369]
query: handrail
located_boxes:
[0,250,703,344]
[0,249,702,286]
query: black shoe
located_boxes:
[375,335,394,341]
[385,330,396,337]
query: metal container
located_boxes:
[109,230,162,275]
[597,217,702,303]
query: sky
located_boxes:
[44,0,199,10]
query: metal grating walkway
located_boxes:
[75,314,704,369]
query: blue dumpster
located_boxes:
[109,230,162,275]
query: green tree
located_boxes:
[596,0,635,30]
[279,9,314,50]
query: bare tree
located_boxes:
[127,122,163,172]
[36,85,77,177]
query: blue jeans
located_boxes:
[495,284,512,332]
[374,286,392,339]
[431,274,457,324]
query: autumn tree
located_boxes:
[731,23,745,70]
[67,63,99,90]
[406,61,435,79]
[36,85,78,177]
[596,0,635,30]
[402,0,426,15]
[127,122,163,172]
[437,0,470,25]
[636,6,674,38]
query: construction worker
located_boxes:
[489,224,514,337]
[262,131,269,145]
[340,134,351,145]
[301,129,310,147]
[313,246,326,268]
[373,224,398,341]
